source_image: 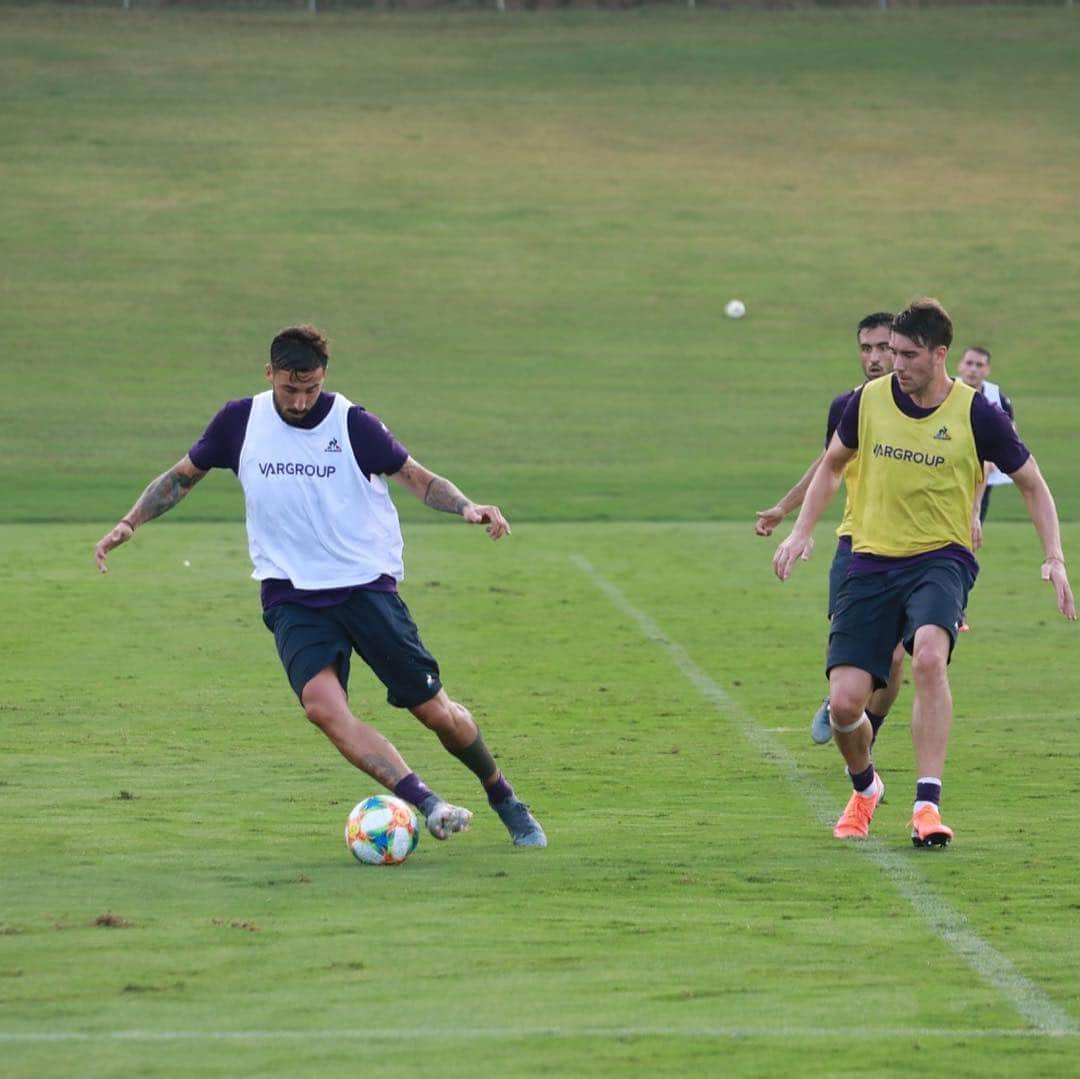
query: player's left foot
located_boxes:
[493,798,547,847]
[910,804,953,848]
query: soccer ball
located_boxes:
[345,795,420,866]
[724,298,747,319]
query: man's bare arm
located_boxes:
[94,455,207,573]
[390,456,510,540]
[772,435,855,581]
[755,450,826,536]
[1009,456,1076,620]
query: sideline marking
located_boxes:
[572,554,1078,1038]
[0,1026,1074,1045]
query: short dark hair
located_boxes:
[270,324,329,371]
[857,311,894,337]
[851,313,894,336]
[964,345,992,364]
[893,298,953,351]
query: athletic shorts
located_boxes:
[827,539,852,619]
[262,590,442,709]
[827,558,973,690]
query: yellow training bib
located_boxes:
[851,376,981,557]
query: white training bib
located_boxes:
[238,391,405,589]
[982,381,1014,487]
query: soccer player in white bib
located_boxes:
[957,345,1016,522]
[95,324,546,849]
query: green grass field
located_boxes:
[2,6,1079,1076]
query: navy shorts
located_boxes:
[262,590,442,709]
[827,539,852,619]
[827,558,973,690]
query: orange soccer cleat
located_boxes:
[910,804,954,848]
[832,775,884,839]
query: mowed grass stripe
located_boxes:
[572,554,1079,1038]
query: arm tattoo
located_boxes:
[132,469,198,525]
[422,476,471,516]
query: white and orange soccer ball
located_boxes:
[345,795,420,865]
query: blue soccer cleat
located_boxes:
[811,697,832,744]
[494,798,547,847]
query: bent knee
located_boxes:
[910,646,948,683]
[303,698,333,729]
[827,690,868,729]
[419,698,469,730]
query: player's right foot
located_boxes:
[811,697,832,744]
[832,775,884,839]
[424,801,473,841]
[910,804,953,848]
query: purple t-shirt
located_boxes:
[188,392,409,609]
[834,376,1030,577]
[825,389,856,449]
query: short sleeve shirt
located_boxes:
[188,392,409,609]
[835,376,1030,577]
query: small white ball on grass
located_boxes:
[182,560,191,567]
[724,299,747,320]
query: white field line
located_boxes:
[572,554,1078,1039]
[0,1026,1075,1045]
[3,567,1075,1052]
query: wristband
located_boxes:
[120,517,137,531]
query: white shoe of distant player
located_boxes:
[425,801,473,841]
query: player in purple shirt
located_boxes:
[774,298,1075,847]
[756,312,907,748]
[95,324,547,850]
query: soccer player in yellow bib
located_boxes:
[773,298,1076,846]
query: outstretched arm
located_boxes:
[755,450,826,536]
[772,435,854,582]
[1009,456,1076,620]
[389,456,510,540]
[94,455,208,573]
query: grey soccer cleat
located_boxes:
[424,801,473,841]
[494,798,547,847]
[811,697,832,744]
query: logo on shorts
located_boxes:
[933,426,952,440]
[325,438,343,453]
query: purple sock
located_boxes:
[849,762,876,794]
[485,774,514,807]
[916,780,942,806]
[393,773,436,810]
